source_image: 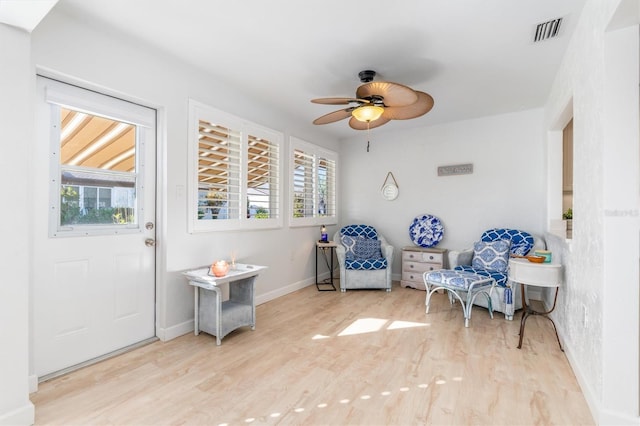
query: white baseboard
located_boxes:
[28,374,37,394]
[256,276,315,305]
[598,408,640,425]
[157,320,194,342]
[0,402,34,426]
[562,342,598,422]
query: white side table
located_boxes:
[508,258,563,351]
[183,264,267,345]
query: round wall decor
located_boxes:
[409,214,444,247]
[382,183,399,200]
[381,171,399,201]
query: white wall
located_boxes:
[0,24,35,426]
[544,0,640,423]
[339,108,547,274]
[30,8,339,347]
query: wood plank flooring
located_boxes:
[31,282,594,425]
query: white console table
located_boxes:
[508,258,563,351]
[183,264,266,345]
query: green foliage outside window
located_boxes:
[60,185,134,225]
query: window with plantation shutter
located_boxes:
[197,120,242,221]
[247,133,280,219]
[317,155,336,218]
[292,149,314,218]
[188,100,283,232]
[290,137,337,227]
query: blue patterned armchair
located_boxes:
[333,225,394,292]
[448,228,545,320]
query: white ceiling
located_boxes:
[53,0,587,139]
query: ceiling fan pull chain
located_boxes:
[366,121,371,152]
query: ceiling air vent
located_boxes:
[534,17,563,42]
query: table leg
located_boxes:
[315,244,319,286]
[214,285,222,346]
[517,284,563,351]
[193,284,200,335]
[330,247,334,284]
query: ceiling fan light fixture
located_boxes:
[352,105,384,122]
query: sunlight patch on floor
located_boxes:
[338,318,388,336]
[311,334,330,340]
[387,320,430,330]
[218,380,451,426]
[337,317,429,337]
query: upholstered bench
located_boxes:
[424,269,496,327]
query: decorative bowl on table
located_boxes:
[210,260,230,277]
[526,255,545,263]
[534,249,552,263]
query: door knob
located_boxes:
[145,238,156,247]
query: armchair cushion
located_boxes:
[340,224,379,239]
[340,235,358,259]
[345,257,388,270]
[481,228,534,256]
[340,235,383,260]
[471,239,511,273]
[353,238,382,259]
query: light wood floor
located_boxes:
[31,282,594,425]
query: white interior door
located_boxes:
[33,77,156,379]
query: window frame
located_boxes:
[188,100,283,233]
[289,136,338,228]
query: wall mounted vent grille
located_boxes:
[534,18,563,42]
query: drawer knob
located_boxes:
[409,264,414,269]
[429,255,434,260]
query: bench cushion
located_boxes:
[425,269,494,290]
[454,265,508,287]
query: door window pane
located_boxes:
[58,108,137,226]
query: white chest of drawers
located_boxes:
[400,246,447,290]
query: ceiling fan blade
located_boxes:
[311,97,368,105]
[382,91,434,120]
[313,108,353,125]
[356,81,418,107]
[348,116,390,130]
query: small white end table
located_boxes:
[508,258,563,351]
[183,264,266,345]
